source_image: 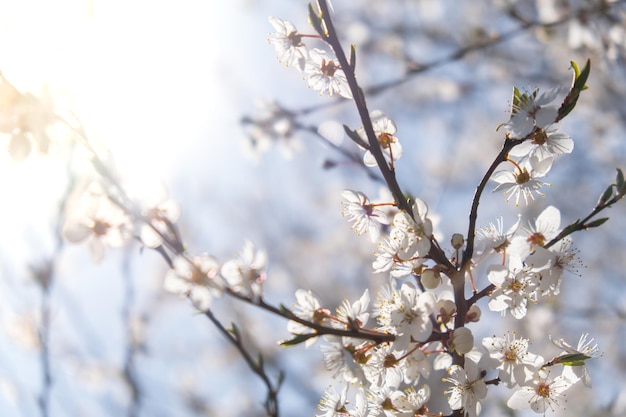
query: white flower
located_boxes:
[133,183,181,249]
[341,189,390,242]
[392,384,431,416]
[221,240,267,300]
[487,256,538,319]
[507,370,572,414]
[374,198,433,277]
[316,385,349,417]
[508,124,573,161]
[287,289,329,346]
[377,282,436,349]
[492,155,553,206]
[509,205,562,259]
[506,88,560,139]
[305,49,352,99]
[482,332,543,388]
[358,110,403,168]
[526,237,580,297]
[373,229,423,278]
[474,215,521,261]
[164,254,223,311]
[548,333,600,387]
[242,100,301,159]
[268,17,308,71]
[320,336,366,383]
[444,359,488,417]
[336,289,370,329]
[62,182,132,262]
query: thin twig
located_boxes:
[204,309,282,417]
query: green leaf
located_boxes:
[557,59,591,121]
[557,353,591,366]
[307,3,325,37]
[617,168,624,189]
[278,333,318,347]
[343,124,369,149]
[597,184,615,207]
[257,353,264,370]
[229,323,240,340]
[585,217,609,229]
[573,59,591,91]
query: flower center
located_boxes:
[320,59,338,77]
[527,232,546,246]
[378,132,396,149]
[92,219,111,236]
[531,127,548,145]
[515,169,531,185]
[287,31,303,47]
[536,381,551,398]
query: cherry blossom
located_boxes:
[443,359,488,417]
[358,110,403,168]
[507,370,572,414]
[268,17,309,71]
[492,155,553,206]
[163,254,223,312]
[304,48,353,99]
[341,189,390,242]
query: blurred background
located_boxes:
[0,0,625,416]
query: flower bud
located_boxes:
[466,304,481,323]
[421,268,441,289]
[451,233,465,249]
[450,327,474,355]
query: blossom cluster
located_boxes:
[314,183,595,416]
[268,16,352,99]
[288,276,599,417]
[492,88,574,206]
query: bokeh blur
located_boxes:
[0,1,625,416]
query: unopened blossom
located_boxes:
[450,327,474,355]
[341,189,390,242]
[305,48,352,99]
[549,333,600,387]
[358,110,403,168]
[63,182,132,262]
[221,240,267,300]
[268,17,309,71]
[492,155,553,206]
[507,369,572,414]
[444,359,488,417]
[487,256,538,319]
[164,254,223,311]
[482,332,543,388]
